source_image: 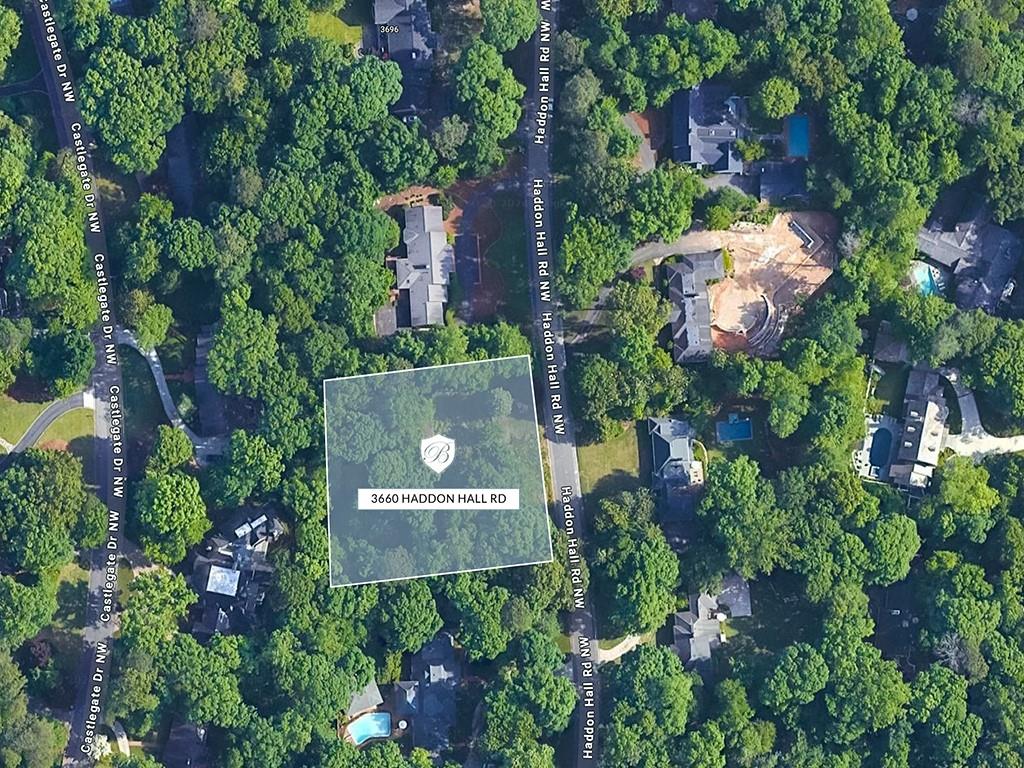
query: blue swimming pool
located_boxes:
[869,427,893,467]
[786,114,810,159]
[716,415,753,443]
[346,712,391,746]
[910,262,938,296]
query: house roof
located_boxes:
[162,721,209,768]
[718,573,752,618]
[410,632,460,754]
[673,85,745,173]
[374,0,411,25]
[206,565,240,597]
[650,417,702,486]
[891,368,948,490]
[758,161,808,203]
[347,680,384,717]
[666,252,724,361]
[397,205,453,327]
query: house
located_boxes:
[374,0,436,117]
[672,84,747,174]
[666,251,725,361]
[916,195,1022,313]
[190,511,285,636]
[404,631,461,755]
[757,160,808,204]
[395,205,454,328]
[888,368,948,492]
[673,575,751,674]
[649,417,704,517]
[161,720,209,768]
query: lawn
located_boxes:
[38,408,94,446]
[483,192,532,325]
[308,11,363,46]
[577,423,643,498]
[0,394,50,446]
[870,363,909,417]
[120,346,169,464]
[158,331,200,430]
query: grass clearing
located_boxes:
[0,394,50,445]
[308,11,363,46]
[871,363,909,417]
[577,423,643,499]
[120,346,168,467]
[484,192,532,325]
[38,408,94,446]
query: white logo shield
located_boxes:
[420,434,455,474]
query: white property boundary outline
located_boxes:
[322,354,555,588]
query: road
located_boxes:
[522,1,600,763]
[23,0,129,762]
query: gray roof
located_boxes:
[674,593,722,666]
[397,205,453,327]
[162,721,209,768]
[758,160,808,203]
[375,0,435,114]
[410,632,460,754]
[205,565,240,597]
[891,368,947,490]
[649,417,700,487]
[667,252,724,361]
[347,680,384,716]
[717,574,752,618]
[917,202,1022,312]
[673,84,746,174]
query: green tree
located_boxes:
[627,164,703,243]
[134,471,211,564]
[121,289,173,351]
[376,580,442,654]
[919,457,1001,544]
[148,425,194,473]
[555,207,630,308]
[80,48,185,173]
[0,574,58,650]
[908,664,982,766]
[29,331,94,398]
[481,0,540,51]
[0,8,19,79]
[698,456,791,579]
[212,430,285,508]
[754,76,801,119]
[444,572,513,660]
[209,287,279,397]
[120,570,197,656]
[0,450,101,572]
[760,642,829,720]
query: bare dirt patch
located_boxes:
[707,212,837,352]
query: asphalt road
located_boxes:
[522,1,601,763]
[23,1,129,762]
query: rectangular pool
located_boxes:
[716,415,753,442]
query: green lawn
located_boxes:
[308,11,363,46]
[871,363,909,417]
[37,408,94,446]
[484,192,532,325]
[37,407,96,479]
[0,394,51,446]
[577,423,643,498]
[120,346,169,449]
[942,380,963,435]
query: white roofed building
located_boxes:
[396,205,454,327]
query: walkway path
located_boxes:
[595,634,649,664]
[116,328,227,461]
[0,71,45,97]
[941,369,1024,459]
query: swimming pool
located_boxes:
[716,415,753,442]
[910,262,938,296]
[346,712,391,746]
[869,427,893,467]
[785,114,810,159]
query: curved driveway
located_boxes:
[8,392,89,454]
